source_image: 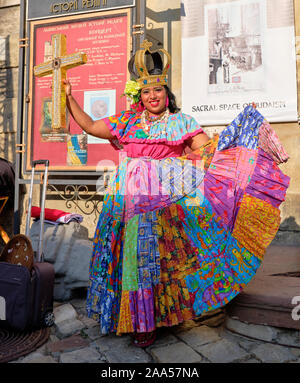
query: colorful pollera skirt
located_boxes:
[86,106,290,335]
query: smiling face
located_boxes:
[140,85,167,116]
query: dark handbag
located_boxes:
[0,262,33,330]
[0,261,55,331]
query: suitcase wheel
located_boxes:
[43,311,55,327]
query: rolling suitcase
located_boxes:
[0,160,55,330]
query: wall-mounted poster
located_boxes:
[26,9,131,172]
[84,89,116,144]
[181,0,298,125]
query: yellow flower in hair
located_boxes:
[125,80,141,96]
[122,80,141,105]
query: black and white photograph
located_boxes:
[207,1,264,93]
[182,0,297,124]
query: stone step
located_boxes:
[225,317,300,348]
[227,245,300,330]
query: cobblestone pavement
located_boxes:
[10,293,300,364]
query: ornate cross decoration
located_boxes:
[140,39,153,51]
[34,34,87,131]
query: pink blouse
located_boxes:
[103,110,204,160]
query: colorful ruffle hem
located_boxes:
[86,106,290,335]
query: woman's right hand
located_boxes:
[60,78,114,139]
[63,79,72,97]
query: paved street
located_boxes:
[10,292,300,364]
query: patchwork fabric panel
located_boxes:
[232,193,281,259]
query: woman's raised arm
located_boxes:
[64,79,114,139]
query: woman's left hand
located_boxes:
[186,133,210,151]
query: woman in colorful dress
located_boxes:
[64,40,290,347]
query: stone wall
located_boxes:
[0,0,20,252]
[0,0,19,163]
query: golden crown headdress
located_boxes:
[128,40,171,89]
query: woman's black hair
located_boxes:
[164,85,180,114]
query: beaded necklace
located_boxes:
[140,108,170,138]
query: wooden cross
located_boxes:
[34,34,87,131]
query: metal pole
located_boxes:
[14,0,26,235]
[132,1,137,53]
[25,165,34,238]
[140,0,146,43]
[38,164,48,262]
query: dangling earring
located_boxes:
[137,100,145,112]
[166,96,169,108]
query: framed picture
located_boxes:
[84,89,116,144]
[25,8,132,172]
[181,0,298,125]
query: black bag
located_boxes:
[0,160,55,331]
[0,262,55,330]
[0,262,32,330]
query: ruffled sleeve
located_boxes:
[119,112,205,146]
[102,110,138,151]
[166,113,204,144]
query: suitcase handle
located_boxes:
[25,160,49,262]
[32,160,50,167]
